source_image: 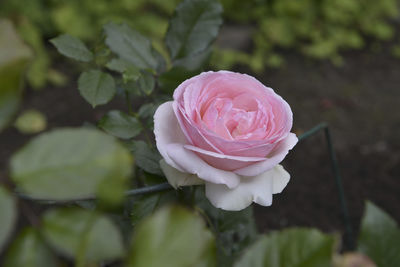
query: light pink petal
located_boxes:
[184,144,265,171]
[271,164,291,194]
[234,133,298,176]
[174,103,223,153]
[205,164,290,211]
[154,101,187,172]
[166,143,240,189]
[159,160,203,188]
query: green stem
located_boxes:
[125,91,133,115]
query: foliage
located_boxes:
[357,201,400,267]
[14,109,47,134]
[0,186,17,251]
[0,0,398,266]
[127,205,216,267]
[0,0,181,89]
[214,0,399,71]
[234,228,336,267]
[2,0,398,85]
[0,19,32,131]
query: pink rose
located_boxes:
[154,71,297,210]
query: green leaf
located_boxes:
[195,188,257,267]
[138,103,158,120]
[0,186,17,251]
[78,70,116,107]
[123,67,141,84]
[104,22,158,70]
[3,228,58,267]
[129,140,163,175]
[14,109,47,134]
[10,128,132,200]
[43,208,125,262]
[165,0,223,60]
[137,71,156,95]
[106,58,135,73]
[50,34,93,62]
[159,67,199,94]
[357,201,400,267]
[173,48,211,70]
[17,17,49,89]
[127,205,216,267]
[130,191,177,226]
[0,19,32,132]
[234,228,336,267]
[98,110,142,139]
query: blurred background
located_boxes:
[0,0,399,238]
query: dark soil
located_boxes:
[1,45,399,249]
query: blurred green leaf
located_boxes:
[3,228,58,267]
[99,110,142,139]
[106,58,135,73]
[17,17,50,89]
[14,109,47,134]
[159,67,199,94]
[137,71,155,95]
[138,103,158,120]
[0,19,32,132]
[173,48,211,70]
[127,205,216,267]
[129,140,163,175]
[195,188,257,267]
[10,128,132,200]
[0,186,17,251]
[130,191,177,226]
[123,66,142,84]
[234,228,336,267]
[43,208,124,262]
[357,201,400,267]
[50,34,93,62]
[165,0,222,60]
[104,22,158,70]
[78,70,116,107]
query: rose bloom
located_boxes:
[154,71,297,210]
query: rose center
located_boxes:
[200,93,269,141]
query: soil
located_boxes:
[1,44,399,250]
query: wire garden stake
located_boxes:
[17,123,354,249]
[298,123,354,251]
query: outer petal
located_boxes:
[271,164,290,194]
[154,101,187,172]
[166,143,240,189]
[159,160,203,188]
[234,133,298,176]
[205,165,290,211]
[184,144,265,171]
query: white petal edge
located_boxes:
[234,133,298,176]
[159,160,203,188]
[271,164,290,194]
[205,165,290,211]
[154,101,187,172]
[166,143,241,189]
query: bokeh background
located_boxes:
[1,0,399,239]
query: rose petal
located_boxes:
[271,164,290,194]
[159,159,203,188]
[205,164,290,211]
[166,143,240,189]
[154,101,187,172]
[184,144,265,171]
[234,133,298,176]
